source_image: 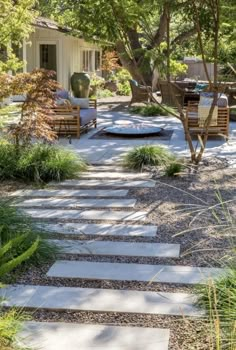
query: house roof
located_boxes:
[34,17,71,33]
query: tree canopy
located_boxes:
[0,0,37,73]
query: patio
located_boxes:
[58,98,236,167]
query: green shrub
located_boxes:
[0,141,18,180]
[130,104,174,116]
[0,141,87,183]
[123,145,175,171]
[0,199,59,273]
[117,81,131,96]
[114,68,131,83]
[95,88,114,98]
[165,161,184,177]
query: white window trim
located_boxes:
[36,40,62,83]
[81,48,101,73]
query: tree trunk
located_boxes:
[116,40,153,85]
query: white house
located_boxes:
[19,17,102,90]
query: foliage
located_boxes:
[170,60,188,79]
[117,81,131,96]
[102,51,120,73]
[94,89,114,99]
[0,199,59,273]
[197,268,236,349]
[0,0,37,73]
[90,73,105,88]
[0,307,29,350]
[115,68,131,96]
[123,145,175,171]
[114,68,131,83]
[0,141,87,183]
[0,230,39,278]
[176,191,236,349]
[0,69,60,145]
[164,161,184,177]
[130,104,174,116]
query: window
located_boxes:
[82,50,93,72]
[95,51,101,71]
[39,44,57,79]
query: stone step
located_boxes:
[23,209,147,221]
[47,260,224,285]
[10,189,128,198]
[19,322,170,350]
[79,172,151,179]
[48,239,180,258]
[16,198,136,209]
[1,284,202,317]
[36,223,157,237]
[51,179,156,188]
[88,165,130,172]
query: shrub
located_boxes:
[0,141,18,180]
[130,104,174,116]
[114,68,131,96]
[114,68,131,83]
[123,145,175,171]
[0,141,87,183]
[94,88,114,99]
[165,161,184,177]
[0,69,60,146]
[117,81,131,96]
[0,308,28,350]
[0,199,59,274]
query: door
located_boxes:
[39,44,57,79]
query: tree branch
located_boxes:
[171,27,197,47]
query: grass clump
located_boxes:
[130,103,174,116]
[0,199,59,278]
[123,145,175,171]
[0,308,29,350]
[0,141,87,183]
[165,161,185,177]
[197,268,236,349]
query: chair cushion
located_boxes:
[56,89,69,100]
[69,97,90,109]
[130,79,138,86]
[200,92,228,107]
[79,108,97,126]
[55,98,69,106]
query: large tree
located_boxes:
[37,0,197,85]
[0,0,37,73]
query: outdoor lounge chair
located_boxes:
[51,98,97,138]
[129,80,152,106]
[186,93,229,138]
[158,80,185,108]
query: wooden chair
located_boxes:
[186,101,229,138]
[51,99,97,139]
[129,80,152,106]
[158,80,185,108]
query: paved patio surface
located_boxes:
[57,100,236,166]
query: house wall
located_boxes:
[26,28,102,90]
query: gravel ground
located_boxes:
[1,159,235,350]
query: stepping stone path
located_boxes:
[47,240,181,257]
[19,322,170,350]
[4,165,224,350]
[36,223,158,237]
[15,198,137,208]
